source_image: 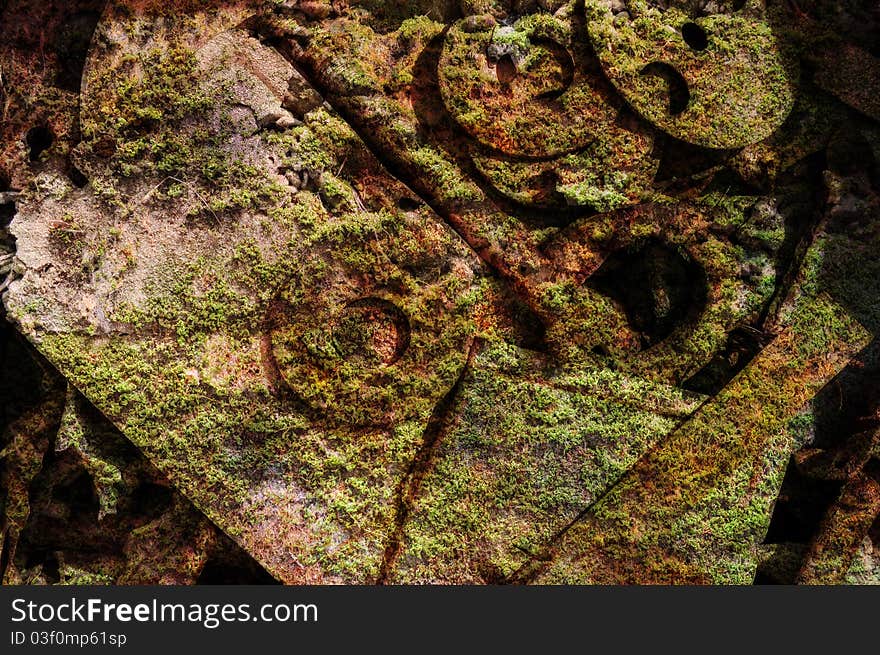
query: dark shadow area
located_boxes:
[758,338,880,581]
[9,394,280,584]
[0,326,50,445]
[53,9,101,91]
[681,22,708,51]
[15,449,119,577]
[396,196,423,212]
[349,0,462,34]
[681,327,766,395]
[127,482,174,523]
[65,163,89,188]
[753,543,807,584]
[653,135,738,191]
[0,201,15,227]
[196,550,280,585]
[764,460,845,546]
[587,239,708,348]
[800,0,880,57]
[26,126,55,162]
[810,339,880,451]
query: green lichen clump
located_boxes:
[82,46,213,172]
[78,43,281,221]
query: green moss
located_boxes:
[393,341,701,582]
[585,0,797,148]
[396,15,443,44]
[59,567,116,586]
[533,293,869,584]
[410,147,483,203]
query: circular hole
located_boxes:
[26,126,55,162]
[586,239,708,348]
[682,22,709,51]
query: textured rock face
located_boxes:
[0,0,878,585]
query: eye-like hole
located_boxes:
[681,22,709,51]
[495,53,518,84]
[640,62,690,115]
